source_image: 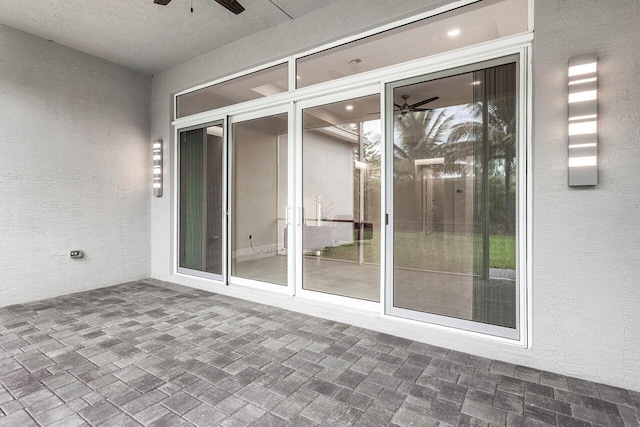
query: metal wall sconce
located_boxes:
[568,54,598,186]
[153,139,163,197]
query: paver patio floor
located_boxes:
[0,280,638,426]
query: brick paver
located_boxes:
[0,280,638,426]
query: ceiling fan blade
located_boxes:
[214,0,245,14]
[410,96,439,109]
[154,0,172,5]
[411,108,432,112]
[367,109,402,115]
[394,103,403,109]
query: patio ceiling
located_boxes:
[0,0,341,75]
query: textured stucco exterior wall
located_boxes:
[531,0,640,391]
[150,0,640,391]
[0,24,152,306]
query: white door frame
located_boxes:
[294,84,382,312]
[174,118,228,283]
[382,51,528,341]
[227,104,295,296]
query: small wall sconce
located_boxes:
[153,139,163,197]
[568,54,598,186]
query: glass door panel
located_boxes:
[389,59,518,331]
[231,113,289,286]
[301,95,381,302]
[178,122,224,277]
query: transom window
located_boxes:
[175,0,529,120]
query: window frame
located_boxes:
[294,84,383,313]
[173,0,533,122]
[170,3,533,346]
[383,54,524,340]
[175,119,228,282]
[227,104,295,296]
[175,60,290,119]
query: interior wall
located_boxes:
[0,24,152,306]
[303,131,355,224]
[150,0,640,391]
[233,126,279,258]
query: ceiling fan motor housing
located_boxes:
[153,0,245,14]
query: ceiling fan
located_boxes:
[367,94,440,116]
[154,0,245,15]
[394,94,439,114]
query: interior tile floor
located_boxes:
[0,281,638,427]
[237,256,478,319]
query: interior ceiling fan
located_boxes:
[367,94,440,116]
[394,94,439,115]
[154,0,245,15]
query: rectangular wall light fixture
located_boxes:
[153,139,163,197]
[568,54,598,186]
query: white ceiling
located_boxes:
[0,0,340,75]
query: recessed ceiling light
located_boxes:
[346,105,354,111]
[471,81,482,85]
[296,75,301,80]
[448,28,461,37]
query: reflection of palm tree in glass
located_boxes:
[358,123,382,225]
[393,110,457,181]
[392,103,516,267]
[393,110,459,236]
[448,98,516,234]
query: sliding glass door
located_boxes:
[386,57,520,337]
[178,121,225,280]
[229,110,291,288]
[300,94,382,302]
[173,54,524,340]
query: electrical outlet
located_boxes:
[70,251,84,258]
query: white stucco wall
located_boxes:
[531,0,640,391]
[150,0,640,391]
[0,24,152,306]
